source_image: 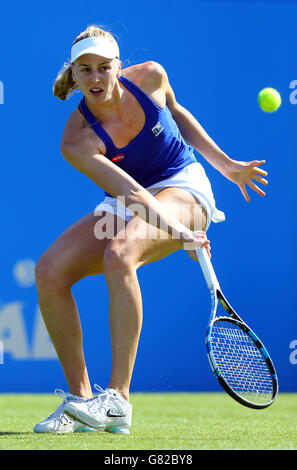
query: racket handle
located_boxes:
[195,247,221,291]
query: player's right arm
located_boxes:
[60,118,209,252]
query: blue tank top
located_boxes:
[78,75,197,197]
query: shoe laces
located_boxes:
[46,389,74,427]
[87,384,114,414]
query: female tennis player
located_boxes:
[34,25,268,434]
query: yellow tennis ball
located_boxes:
[258,87,281,112]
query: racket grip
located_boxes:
[196,247,220,290]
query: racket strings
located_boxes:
[210,321,274,405]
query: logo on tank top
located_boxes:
[151,121,164,137]
[112,154,125,163]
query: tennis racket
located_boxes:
[195,246,278,409]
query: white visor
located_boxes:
[70,37,120,63]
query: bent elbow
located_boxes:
[60,142,82,171]
[60,142,73,163]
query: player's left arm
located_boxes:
[163,69,231,174]
[152,62,268,202]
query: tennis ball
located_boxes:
[258,87,281,112]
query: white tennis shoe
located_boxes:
[34,389,96,434]
[65,385,132,434]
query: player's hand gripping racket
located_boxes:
[195,247,278,409]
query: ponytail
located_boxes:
[53,62,78,101]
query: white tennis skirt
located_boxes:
[94,162,225,231]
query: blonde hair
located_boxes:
[53,25,119,101]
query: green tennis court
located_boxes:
[0,393,296,450]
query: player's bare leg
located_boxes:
[104,188,207,402]
[35,212,125,399]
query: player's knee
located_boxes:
[35,254,67,289]
[103,240,135,275]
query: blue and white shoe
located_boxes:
[34,389,96,434]
[65,385,132,435]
